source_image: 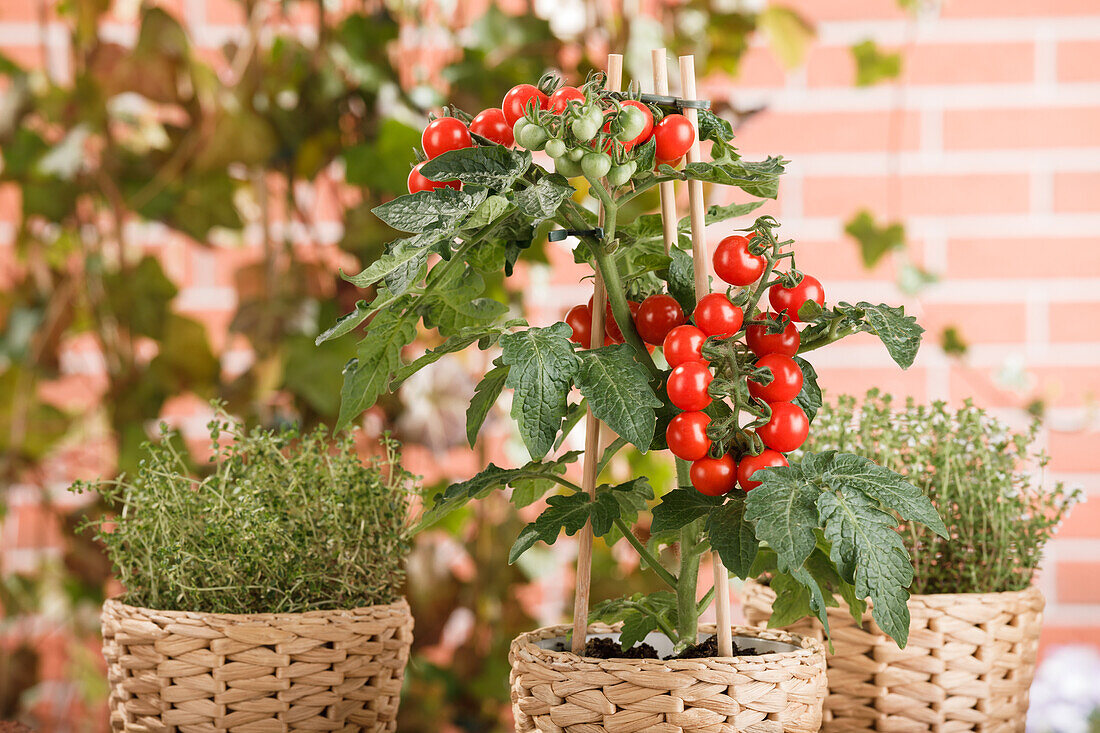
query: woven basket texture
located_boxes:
[741,579,1044,733]
[509,622,827,733]
[101,597,413,733]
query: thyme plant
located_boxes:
[77,413,418,614]
[807,390,1081,595]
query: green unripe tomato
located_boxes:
[517,122,548,150]
[607,161,637,187]
[567,146,586,162]
[581,151,612,179]
[554,154,583,178]
[615,106,646,142]
[512,118,529,146]
[544,138,567,159]
[571,116,599,142]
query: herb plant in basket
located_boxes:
[78,413,419,733]
[324,51,947,733]
[743,391,1082,732]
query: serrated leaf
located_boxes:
[599,477,655,528]
[744,463,821,573]
[651,487,724,534]
[665,156,786,199]
[575,345,661,451]
[822,452,947,537]
[500,323,580,459]
[509,491,618,563]
[336,303,418,431]
[701,199,767,227]
[706,498,758,578]
[768,572,813,628]
[514,174,574,223]
[633,136,657,174]
[844,209,905,268]
[420,145,531,190]
[418,452,581,529]
[373,186,488,233]
[420,266,509,336]
[792,356,821,421]
[467,360,510,446]
[392,324,511,388]
[464,194,512,230]
[857,302,924,369]
[316,299,371,345]
[818,488,914,646]
[697,109,735,143]
[667,247,697,313]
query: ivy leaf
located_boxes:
[372,186,488,233]
[651,487,724,534]
[336,302,418,432]
[574,344,661,452]
[316,299,371,345]
[420,145,531,191]
[823,452,947,537]
[420,266,509,336]
[467,360,510,446]
[792,356,821,421]
[665,157,786,199]
[818,487,914,646]
[514,174,574,223]
[418,451,581,530]
[852,39,902,87]
[500,323,579,459]
[854,302,924,369]
[667,247,697,314]
[845,210,905,268]
[744,462,821,573]
[509,491,620,563]
[706,498,758,578]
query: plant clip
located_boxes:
[548,227,604,242]
[634,92,711,110]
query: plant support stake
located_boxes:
[680,53,735,658]
[571,53,623,656]
[652,48,679,256]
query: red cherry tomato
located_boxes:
[548,86,585,114]
[503,84,549,126]
[469,108,514,147]
[565,304,592,348]
[745,313,800,358]
[666,411,711,461]
[693,293,743,338]
[690,454,737,496]
[663,325,707,368]
[422,117,473,160]
[636,294,685,345]
[408,162,460,194]
[667,361,713,411]
[654,114,695,162]
[713,235,765,286]
[769,274,826,322]
[737,449,788,491]
[747,354,804,403]
[587,297,639,343]
[757,402,810,453]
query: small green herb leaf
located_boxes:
[852,39,902,87]
[845,209,905,269]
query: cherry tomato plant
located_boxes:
[323,71,946,652]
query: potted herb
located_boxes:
[325,52,945,732]
[77,412,418,733]
[743,390,1081,732]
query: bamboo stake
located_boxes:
[652,48,678,254]
[678,54,735,658]
[571,53,624,656]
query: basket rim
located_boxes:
[744,576,1044,607]
[102,594,410,622]
[511,621,825,666]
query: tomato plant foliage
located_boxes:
[324,74,943,650]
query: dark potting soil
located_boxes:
[559,635,759,660]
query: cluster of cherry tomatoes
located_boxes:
[408,82,698,195]
[565,233,828,497]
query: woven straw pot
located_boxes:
[101,596,413,733]
[509,622,827,733]
[741,579,1044,733]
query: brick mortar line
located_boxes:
[810,16,1100,45]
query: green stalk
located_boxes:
[615,518,678,589]
[674,457,702,649]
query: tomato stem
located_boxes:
[614,517,678,589]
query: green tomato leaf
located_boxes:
[599,477,655,528]
[700,199,768,228]
[464,194,513,230]
[316,299,371,345]
[632,136,657,174]
[391,323,517,389]
[418,451,581,530]
[697,110,735,144]
[419,266,509,336]
[817,487,914,647]
[500,323,580,459]
[706,497,758,579]
[792,356,821,422]
[767,572,814,628]
[665,156,786,199]
[651,487,724,534]
[467,359,510,446]
[341,230,446,291]
[420,145,531,191]
[590,592,679,651]
[854,302,924,369]
[744,461,821,573]
[667,247,697,314]
[372,186,488,233]
[574,344,661,452]
[823,452,947,538]
[509,491,619,563]
[336,300,418,432]
[514,174,574,223]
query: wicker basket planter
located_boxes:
[741,578,1044,732]
[101,596,414,733]
[509,622,827,733]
